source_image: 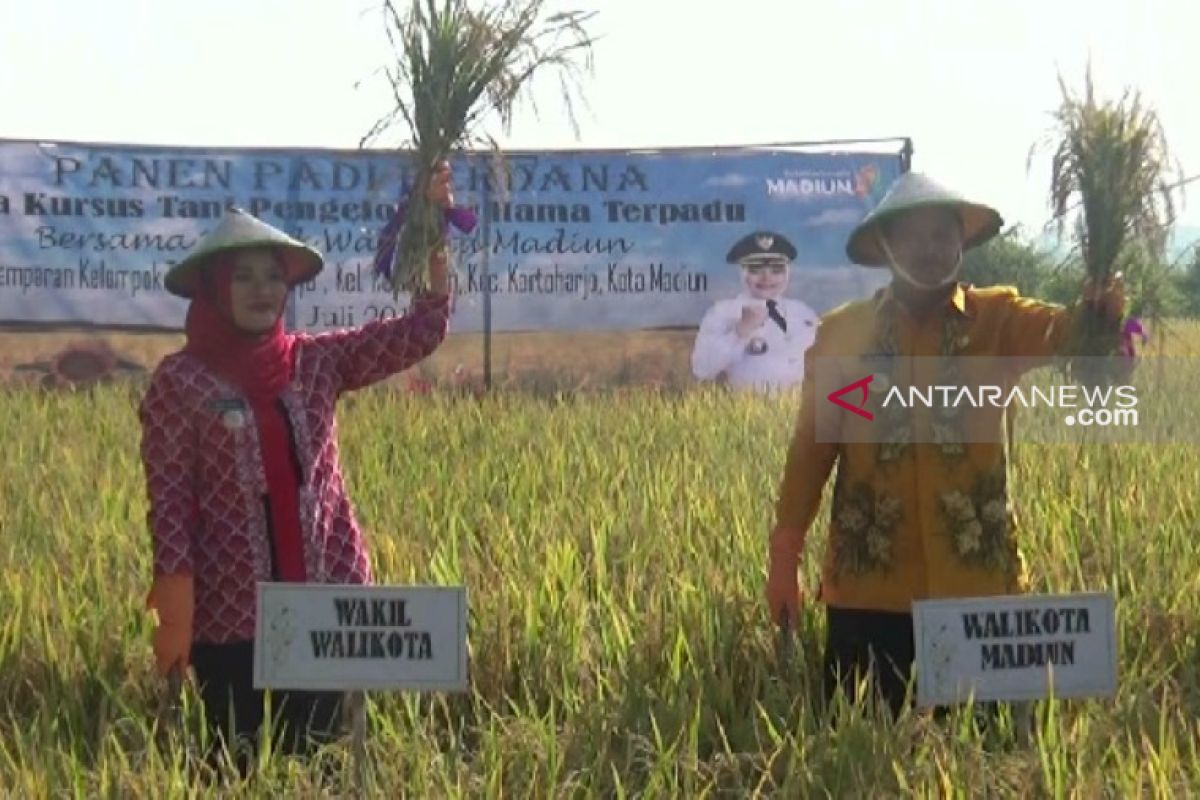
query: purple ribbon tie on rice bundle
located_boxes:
[1120,316,1147,359]
[373,201,478,281]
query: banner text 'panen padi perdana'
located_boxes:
[0,139,904,333]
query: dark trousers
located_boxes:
[822,606,917,718]
[822,606,1011,726]
[190,639,344,771]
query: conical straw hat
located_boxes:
[165,208,323,298]
[845,172,1004,267]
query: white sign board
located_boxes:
[912,592,1116,707]
[253,583,468,692]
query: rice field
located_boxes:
[1,323,1199,797]
[0,328,703,392]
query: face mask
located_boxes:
[878,235,962,290]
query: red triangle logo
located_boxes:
[827,375,875,421]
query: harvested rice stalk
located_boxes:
[364,0,596,295]
[1031,64,1181,378]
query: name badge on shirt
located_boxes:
[210,397,248,429]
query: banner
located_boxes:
[0,138,904,334]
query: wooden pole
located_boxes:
[162,664,184,730]
[344,690,371,795]
[481,169,493,391]
[776,608,794,670]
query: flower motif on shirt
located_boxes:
[831,480,905,577]
[938,464,1012,571]
[931,314,969,458]
[875,391,913,465]
[836,504,868,532]
[870,300,971,465]
[982,499,1006,525]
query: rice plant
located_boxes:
[1,323,1199,795]
[362,0,597,294]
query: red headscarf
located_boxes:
[183,253,295,402]
[183,250,307,582]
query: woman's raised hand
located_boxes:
[426,160,454,295]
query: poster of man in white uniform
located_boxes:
[690,231,819,392]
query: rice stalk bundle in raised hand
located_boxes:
[366,0,596,296]
[1032,64,1181,378]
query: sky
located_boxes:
[2,0,1198,250]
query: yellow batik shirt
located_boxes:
[775,282,1091,613]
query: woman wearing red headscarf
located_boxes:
[140,172,456,769]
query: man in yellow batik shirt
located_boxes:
[765,172,1125,718]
